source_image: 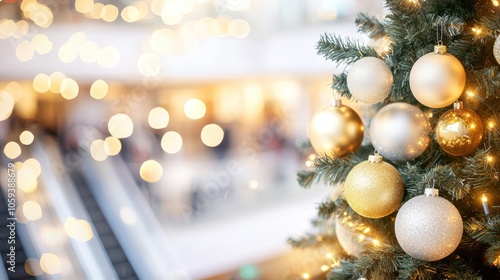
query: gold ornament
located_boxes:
[395,188,463,262]
[494,35,500,65]
[409,45,466,108]
[308,100,364,158]
[435,101,483,156]
[344,153,404,218]
[347,57,394,104]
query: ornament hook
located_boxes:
[436,22,444,45]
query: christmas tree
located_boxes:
[291,0,500,279]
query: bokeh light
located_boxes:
[16,40,35,62]
[18,166,38,193]
[201,124,224,147]
[148,107,170,129]
[31,34,52,55]
[229,19,250,38]
[24,158,41,177]
[49,72,66,94]
[121,6,140,23]
[139,159,163,183]
[137,53,162,76]
[0,91,15,121]
[90,79,108,99]
[23,201,42,221]
[120,206,137,225]
[20,130,35,145]
[40,253,61,274]
[161,131,183,154]
[97,46,121,68]
[0,19,16,39]
[90,139,108,161]
[75,0,94,13]
[58,43,79,63]
[101,5,119,22]
[79,41,100,63]
[33,73,51,93]
[64,217,94,242]
[104,136,121,156]
[4,141,21,159]
[5,81,23,102]
[60,78,79,100]
[25,259,44,277]
[183,98,206,119]
[13,20,29,39]
[108,113,134,138]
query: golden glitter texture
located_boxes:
[344,154,404,218]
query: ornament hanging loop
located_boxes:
[436,22,444,45]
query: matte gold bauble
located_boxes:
[347,57,394,104]
[395,188,463,262]
[409,45,466,108]
[308,100,364,158]
[435,101,483,156]
[344,153,404,218]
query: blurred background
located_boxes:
[0,0,385,279]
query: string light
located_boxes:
[471,27,483,35]
[493,0,499,7]
[488,121,495,131]
[302,273,310,279]
[372,239,380,246]
[481,194,491,219]
[466,90,475,97]
[326,252,333,259]
[320,265,329,272]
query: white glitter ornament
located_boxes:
[370,102,431,162]
[494,35,500,65]
[335,217,363,257]
[347,57,394,104]
[395,188,463,262]
[409,45,466,108]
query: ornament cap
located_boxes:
[434,45,447,54]
[424,188,439,197]
[330,99,342,107]
[453,101,463,110]
[368,154,384,163]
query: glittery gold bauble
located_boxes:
[494,35,500,65]
[409,45,466,108]
[347,57,393,104]
[344,153,404,218]
[395,188,463,262]
[435,101,483,156]
[308,100,364,158]
[370,102,431,162]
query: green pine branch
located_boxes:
[297,153,364,189]
[355,13,386,39]
[316,33,379,66]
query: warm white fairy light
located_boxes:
[492,0,499,7]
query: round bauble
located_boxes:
[347,57,394,104]
[370,102,431,162]
[308,100,364,158]
[395,188,463,262]
[335,216,363,257]
[409,45,466,108]
[435,101,483,156]
[344,153,404,218]
[494,35,500,65]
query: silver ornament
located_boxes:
[395,188,463,262]
[347,57,394,104]
[494,35,500,65]
[409,45,466,108]
[370,102,431,162]
[335,216,363,257]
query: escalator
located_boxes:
[69,169,138,280]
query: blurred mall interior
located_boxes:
[0,0,385,279]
